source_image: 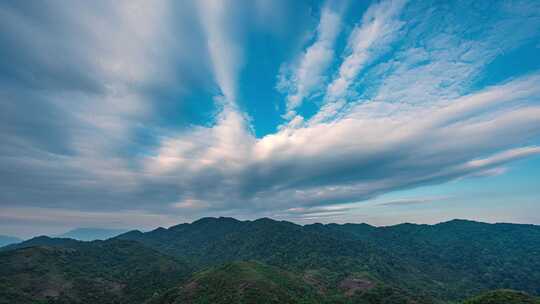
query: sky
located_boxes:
[0,0,539,238]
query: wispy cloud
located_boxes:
[306,0,407,125]
[326,0,406,102]
[378,196,450,207]
[0,0,539,232]
[145,74,540,216]
[196,0,243,103]
[278,2,345,119]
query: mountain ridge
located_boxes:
[2,217,539,303]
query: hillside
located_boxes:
[305,219,540,298]
[1,218,539,303]
[147,261,321,304]
[115,217,540,301]
[114,217,436,298]
[147,261,426,304]
[0,239,192,304]
[463,289,540,304]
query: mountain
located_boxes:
[305,219,540,298]
[1,217,539,303]
[114,217,540,301]
[0,239,192,304]
[146,261,426,304]
[147,261,323,304]
[58,227,128,241]
[0,235,81,251]
[114,217,437,297]
[0,235,21,247]
[463,289,540,304]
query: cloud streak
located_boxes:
[197,0,243,103]
[325,0,407,102]
[278,2,345,118]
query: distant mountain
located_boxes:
[0,235,21,247]
[58,227,128,241]
[1,217,539,303]
[0,235,81,252]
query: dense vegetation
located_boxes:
[146,261,322,304]
[114,217,540,301]
[463,289,540,304]
[305,219,540,298]
[0,239,192,304]
[1,218,539,303]
[146,261,425,304]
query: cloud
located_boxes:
[378,196,450,207]
[0,0,212,210]
[196,0,244,103]
[278,2,345,118]
[145,74,540,217]
[305,0,407,125]
[0,0,539,231]
[466,147,540,169]
[326,0,406,101]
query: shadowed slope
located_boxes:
[463,289,540,304]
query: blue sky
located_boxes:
[1,0,539,238]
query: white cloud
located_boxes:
[1,0,540,231]
[324,0,407,101]
[0,0,211,210]
[145,73,540,216]
[279,3,344,118]
[377,196,450,206]
[197,0,243,103]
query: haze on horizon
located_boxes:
[1,0,539,239]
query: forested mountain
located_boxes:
[114,217,540,300]
[146,261,324,304]
[0,239,192,304]
[146,261,427,304]
[463,289,540,304]
[1,218,539,304]
[304,219,540,297]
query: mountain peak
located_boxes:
[253,217,278,223]
[192,216,240,225]
[437,219,484,226]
